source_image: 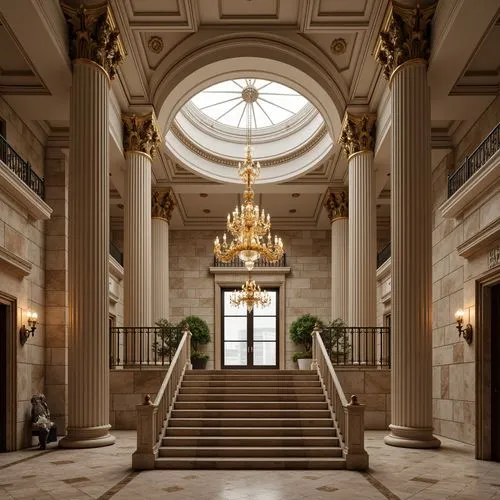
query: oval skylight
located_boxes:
[189,78,309,128]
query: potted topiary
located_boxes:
[289,314,324,370]
[326,318,350,364]
[181,315,211,369]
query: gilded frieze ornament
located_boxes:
[122,113,161,158]
[339,113,377,159]
[152,190,175,222]
[324,191,348,221]
[62,2,125,79]
[375,1,436,80]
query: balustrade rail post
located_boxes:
[344,395,368,470]
[132,395,158,469]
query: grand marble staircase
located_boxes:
[155,369,346,469]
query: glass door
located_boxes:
[222,288,279,368]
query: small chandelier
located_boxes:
[214,82,284,271]
[230,275,271,312]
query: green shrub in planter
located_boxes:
[180,315,211,367]
[289,313,324,357]
[292,351,312,362]
[190,350,209,369]
[152,318,175,358]
[324,317,350,362]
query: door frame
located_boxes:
[213,269,289,370]
[0,291,17,451]
[220,287,280,369]
[476,267,500,460]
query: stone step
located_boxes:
[182,380,321,387]
[165,427,337,437]
[174,401,328,410]
[171,409,331,419]
[187,370,309,375]
[161,436,340,447]
[184,375,317,381]
[168,418,333,428]
[158,446,343,458]
[179,387,324,395]
[176,394,325,402]
[155,457,346,470]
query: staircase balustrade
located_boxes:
[312,325,369,470]
[133,327,191,469]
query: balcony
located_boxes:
[376,243,391,269]
[0,134,45,200]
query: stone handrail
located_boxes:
[132,327,191,469]
[312,324,369,470]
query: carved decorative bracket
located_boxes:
[324,191,348,221]
[62,1,125,79]
[339,113,376,159]
[122,113,161,158]
[152,190,175,222]
[375,1,436,80]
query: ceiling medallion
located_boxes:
[148,36,164,54]
[330,38,347,55]
[230,275,271,313]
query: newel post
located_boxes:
[344,395,369,470]
[311,322,322,370]
[132,394,158,469]
[182,324,192,370]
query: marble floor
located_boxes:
[0,431,499,500]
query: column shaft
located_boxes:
[152,217,169,323]
[124,152,152,327]
[348,151,377,327]
[331,217,348,322]
[384,61,440,448]
[61,61,114,448]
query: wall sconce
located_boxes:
[455,309,473,344]
[20,310,38,345]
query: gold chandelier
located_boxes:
[230,275,271,312]
[213,83,284,271]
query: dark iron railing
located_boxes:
[0,134,45,199]
[109,326,183,368]
[448,122,500,198]
[110,242,123,266]
[320,326,390,367]
[377,243,391,268]
[214,253,287,268]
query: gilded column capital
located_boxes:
[122,113,161,158]
[152,190,175,222]
[324,191,348,222]
[339,113,376,159]
[375,1,436,81]
[61,2,125,79]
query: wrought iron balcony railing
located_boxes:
[110,241,123,266]
[109,325,183,368]
[0,134,45,199]
[377,243,391,268]
[213,253,287,268]
[448,122,500,198]
[320,325,391,368]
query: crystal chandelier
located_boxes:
[230,275,271,312]
[214,82,284,271]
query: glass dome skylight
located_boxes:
[189,78,309,128]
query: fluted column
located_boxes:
[60,2,124,449]
[324,191,348,322]
[122,113,161,329]
[152,190,176,323]
[340,114,377,335]
[377,1,440,448]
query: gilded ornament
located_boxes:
[152,190,175,222]
[339,113,376,159]
[61,2,125,79]
[148,36,164,54]
[122,113,161,158]
[330,38,347,55]
[375,1,436,80]
[324,191,348,221]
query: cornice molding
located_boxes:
[61,1,126,79]
[0,245,32,277]
[339,112,376,159]
[375,1,436,80]
[457,217,500,259]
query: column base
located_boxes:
[384,424,441,449]
[59,424,115,449]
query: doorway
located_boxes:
[221,288,279,368]
[492,283,500,461]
